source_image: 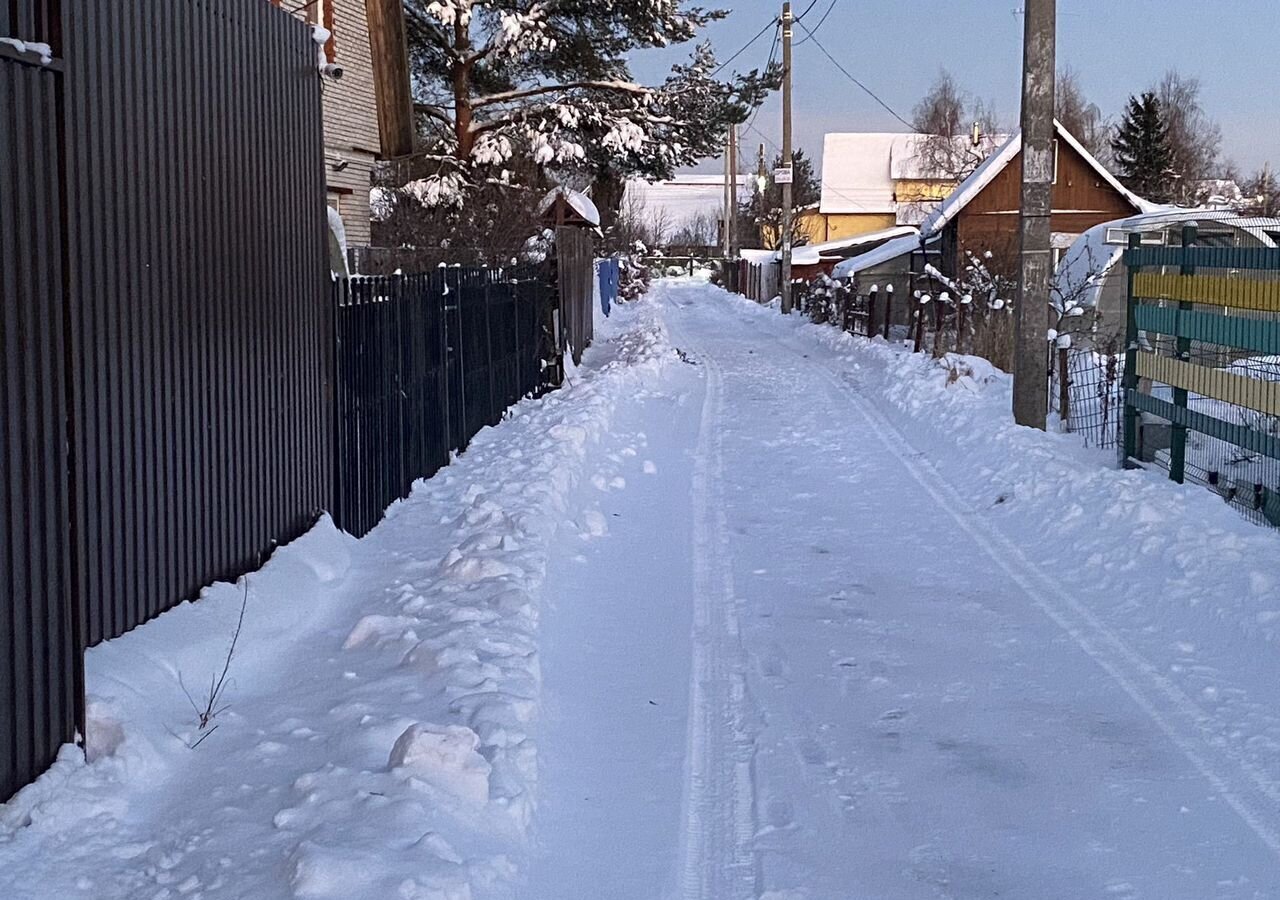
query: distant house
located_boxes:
[278,0,383,249]
[831,121,1150,312]
[920,120,1152,280]
[816,131,1005,242]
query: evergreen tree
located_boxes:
[737,148,819,250]
[394,1,779,216]
[1111,92,1175,203]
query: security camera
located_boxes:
[321,63,344,80]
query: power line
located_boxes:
[794,0,837,43]
[711,16,781,77]
[794,19,914,130]
[795,0,824,21]
[741,24,781,147]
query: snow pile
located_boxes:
[0,300,677,899]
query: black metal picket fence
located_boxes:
[332,268,553,537]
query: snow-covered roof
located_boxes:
[1055,207,1280,309]
[623,174,751,234]
[832,233,930,279]
[760,226,920,267]
[807,225,919,257]
[540,186,600,227]
[819,133,1005,216]
[920,120,1154,238]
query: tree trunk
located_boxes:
[452,20,474,159]
[593,172,626,240]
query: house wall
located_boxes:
[298,0,382,248]
[953,139,1137,276]
[895,179,957,203]
[762,209,829,248]
[822,213,899,242]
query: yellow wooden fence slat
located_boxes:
[1133,272,1280,313]
[1135,351,1280,417]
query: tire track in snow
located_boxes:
[783,336,1280,862]
[672,305,761,900]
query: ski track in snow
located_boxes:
[788,330,1280,859]
[676,313,760,900]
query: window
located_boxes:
[1105,227,1166,246]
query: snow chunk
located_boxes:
[388,723,491,805]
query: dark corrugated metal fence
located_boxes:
[0,1,79,808]
[61,0,331,649]
[2,0,330,802]
[333,268,552,538]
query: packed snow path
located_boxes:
[527,281,1280,899]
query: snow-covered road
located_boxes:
[5,278,1280,900]
[527,281,1280,899]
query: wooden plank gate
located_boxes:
[1122,228,1280,526]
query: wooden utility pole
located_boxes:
[1013,0,1055,428]
[365,0,416,159]
[779,2,795,314]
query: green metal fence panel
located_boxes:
[1123,233,1280,527]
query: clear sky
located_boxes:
[628,0,1280,176]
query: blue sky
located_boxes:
[628,0,1280,175]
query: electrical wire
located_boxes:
[711,16,782,78]
[741,24,781,146]
[794,19,914,129]
[794,0,838,45]
[794,0,824,21]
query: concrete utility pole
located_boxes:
[1013,0,1055,429]
[365,0,417,159]
[779,2,795,314]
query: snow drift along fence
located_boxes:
[332,269,552,538]
[2,0,329,803]
[1123,232,1280,526]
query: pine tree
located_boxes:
[1111,92,1174,204]
[394,1,779,214]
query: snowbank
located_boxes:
[0,299,677,899]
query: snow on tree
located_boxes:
[738,148,819,250]
[1243,164,1280,218]
[396,0,779,221]
[1111,92,1175,204]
